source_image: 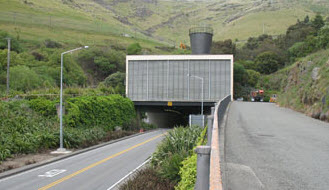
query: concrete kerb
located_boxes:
[219,102,231,190]
[0,129,161,180]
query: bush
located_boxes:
[0,30,22,52]
[255,51,282,74]
[44,39,62,48]
[65,95,135,130]
[151,126,203,182]
[29,97,57,117]
[0,96,138,161]
[127,43,142,55]
[141,122,157,130]
[0,100,58,161]
[263,96,270,102]
[175,154,197,190]
[119,167,176,190]
[10,66,41,92]
[175,126,208,190]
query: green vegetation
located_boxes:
[120,125,207,190]
[0,95,136,162]
[151,125,203,182]
[119,167,176,190]
[127,43,142,55]
[175,126,208,190]
[216,13,329,99]
[260,49,329,120]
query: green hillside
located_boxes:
[1,0,328,48]
[260,49,329,121]
[0,0,166,50]
[0,0,328,96]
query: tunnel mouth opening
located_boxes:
[138,105,213,128]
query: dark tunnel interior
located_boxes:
[137,105,214,128]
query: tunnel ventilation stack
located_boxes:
[189,26,213,55]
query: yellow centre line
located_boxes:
[38,133,164,190]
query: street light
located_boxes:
[187,74,204,126]
[55,46,89,154]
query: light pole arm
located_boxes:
[62,46,88,55]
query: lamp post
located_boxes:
[187,74,204,126]
[55,46,89,154]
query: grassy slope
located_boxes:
[1,0,328,49]
[108,0,328,45]
[262,49,329,117]
[0,0,167,52]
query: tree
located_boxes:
[317,25,329,49]
[237,60,257,71]
[233,63,248,99]
[246,69,260,87]
[312,14,325,30]
[211,39,236,55]
[94,56,116,77]
[103,72,126,94]
[0,30,22,53]
[255,51,281,74]
[127,43,142,55]
[9,66,41,92]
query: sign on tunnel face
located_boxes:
[126,55,233,102]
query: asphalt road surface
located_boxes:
[223,102,329,190]
[0,130,166,190]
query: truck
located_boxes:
[251,89,264,102]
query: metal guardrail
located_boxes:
[195,95,231,190]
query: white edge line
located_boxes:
[107,157,152,190]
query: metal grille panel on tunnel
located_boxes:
[127,58,232,102]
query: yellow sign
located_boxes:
[167,101,173,106]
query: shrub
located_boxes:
[29,97,57,117]
[10,66,41,92]
[65,95,135,130]
[0,96,138,161]
[0,30,22,52]
[127,43,142,55]
[175,126,208,190]
[119,167,176,190]
[175,154,197,190]
[44,39,62,48]
[141,122,157,130]
[151,126,203,182]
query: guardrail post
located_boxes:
[195,145,211,190]
[207,107,215,146]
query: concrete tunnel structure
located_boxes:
[125,55,234,128]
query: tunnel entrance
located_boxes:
[136,103,215,128]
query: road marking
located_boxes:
[0,130,161,183]
[107,157,151,190]
[38,133,164,190]
[38,169,66,178]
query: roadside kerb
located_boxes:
[210,95,230,190]
[0,129,161,180]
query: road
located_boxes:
[0,130,166,190]
[223,102,329,190]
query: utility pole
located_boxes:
[5,38,11,96]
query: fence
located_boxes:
[195,95,231,190]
